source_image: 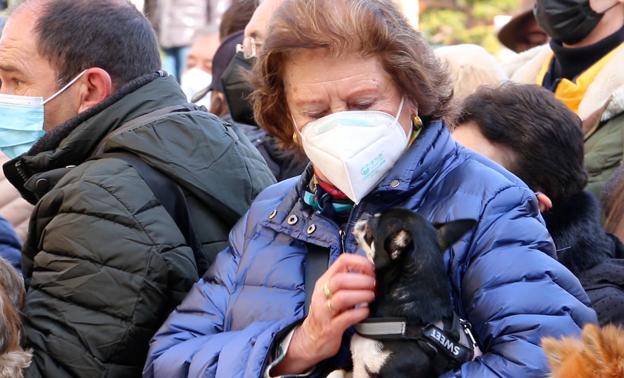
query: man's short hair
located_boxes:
[456,83,588,203]
[219,0,257,40]
[29,0,161,87]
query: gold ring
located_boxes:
[326,299,334,313]
[323,282,332,299]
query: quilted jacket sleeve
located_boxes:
[21,161,199,378]
[144,210,299,378]
[442,186,597,377]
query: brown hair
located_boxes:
[456,83,587,204]
[251,0,452,151]
[219,0,258,41]
[604,165,624,241]
[0,258,31,377]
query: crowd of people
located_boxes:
[0,0,622,377]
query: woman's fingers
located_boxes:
[327,289,375,314]
[328,272,375,294]
[327,253,375,277]
[331,306,370,332]
[296,252,376,362]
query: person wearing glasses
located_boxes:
[144,1,595,377]
[197,0,308,181]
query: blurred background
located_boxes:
[0,0,524,51]
[0,0,536,77]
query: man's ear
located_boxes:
[535,192,553,213]
[77,68,113,113]
[209,91,228,118]
[435,219,477,252]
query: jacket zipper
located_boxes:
[339,229,346,253]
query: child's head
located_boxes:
[0,257,31,377]
[453,83,587,208]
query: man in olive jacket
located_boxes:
[509,0,624,201]
[0,1,275,376]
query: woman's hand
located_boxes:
[271,253,376,376]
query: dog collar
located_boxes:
[354,314,481,365]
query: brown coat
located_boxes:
[0,153,32,242]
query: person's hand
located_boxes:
[271,253,375,375]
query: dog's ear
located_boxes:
[435,219,477,252]
[541,335,581,373]
[579,324,612,367]
[388,229,411,260]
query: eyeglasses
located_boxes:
[236,36,262,59]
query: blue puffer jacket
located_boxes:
[144,121,596,378]
[0,215,21,275]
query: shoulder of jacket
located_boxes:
[449,149,533,199]
[49,158,158,214]
[227,178,299,245]
[255,177,299,201]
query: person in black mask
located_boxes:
[510,0,624,204]
[199,0,308,181]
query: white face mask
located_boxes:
[181,67,212,108]
[299,97,409,203]
[0,70,87,159]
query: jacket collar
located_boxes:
[262,120,457,247]
[511,43,624,123]
[2,72,187,204]
[543,191,615,276]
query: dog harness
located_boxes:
[354,313,481,373]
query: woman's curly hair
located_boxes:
[251,0,452,151]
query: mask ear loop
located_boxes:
[394,97,406,122]
[597,1,619,15]
[291,114,302,146]
[43,70,88,105]
[394,97,414,142]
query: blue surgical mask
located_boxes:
[0,70,87,159]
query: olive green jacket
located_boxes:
[509,44,624,201]
[3,72,275,377]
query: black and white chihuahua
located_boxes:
[328,208,478,378]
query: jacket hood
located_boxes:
[3,72,275,217]
[543,191,615,276]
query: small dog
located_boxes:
[542,324,624,378]
[328,208,476,378]
[0,257,31,378]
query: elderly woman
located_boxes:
[144,0,595,377]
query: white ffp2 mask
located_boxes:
[299,98,409,203]
[181,67,212,108]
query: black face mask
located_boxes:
[533,0,610,45]
[220,51,257,126]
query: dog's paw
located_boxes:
[353,218,376,262]
[327,369,352,378]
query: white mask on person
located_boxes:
[0,70,87,159]
[181,67,212,108]
[299,97,409,204]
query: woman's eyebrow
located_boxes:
[345,88,380,100]
[292,97,327,108]
[0,62,22,74]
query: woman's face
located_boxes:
[284,49,414,137]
